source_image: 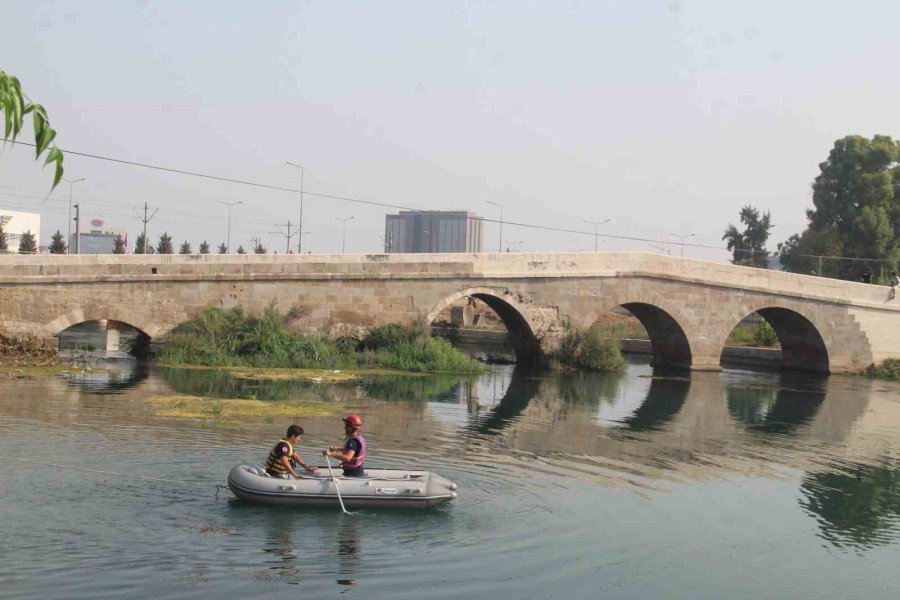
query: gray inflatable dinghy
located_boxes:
[227,464,458,509]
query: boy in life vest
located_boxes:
[265,424,318,478]
[322,414,367,477]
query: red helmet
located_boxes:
[343,414,362,428]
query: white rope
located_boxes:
[0,455,224,490]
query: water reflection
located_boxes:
[336,518,361,588]
[59,362,150,394]
[726,371,827,434]
[801,459,900,550]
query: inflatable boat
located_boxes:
[227,464,458,509]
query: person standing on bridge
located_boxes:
[890,272,900,300]
[265,424,318,478]
[323,414,367,477]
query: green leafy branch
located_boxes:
[0,68,64,189]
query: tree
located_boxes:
[134,232,150,254]
[199,240,210,254]
[179,241,192,254]
[254,242,267,254]
[236,245,246,254]
[722,206,772,268]
[1,68,65,188]
[48,230,66,254]
[18,230,37,254]
[780,135,900,279]
[112,234,127,254]
[217,242,227,254]
[156,232,174,254]
[0,222,6,252]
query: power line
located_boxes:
[11,141,729,249]
[9,140,894,265]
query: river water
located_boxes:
[2,357,900,599]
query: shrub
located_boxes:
[552,326,625,372]
[752,321,779,347]
[361,323,421,350]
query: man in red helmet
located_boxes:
[323,414,367,477]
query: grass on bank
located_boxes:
[145,394,340,421]
[156,308,484,374]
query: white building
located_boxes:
[0,209,41,253]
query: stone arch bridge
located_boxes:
[0,252,897,373]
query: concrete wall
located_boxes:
[0,252,897,372]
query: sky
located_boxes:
[2,0,899,259]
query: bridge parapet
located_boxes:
[0,252,897,372]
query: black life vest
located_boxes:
[265,439,294,475]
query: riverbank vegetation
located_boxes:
[552,326,626,372]
[861,359,900,381]
[156,307,483,374]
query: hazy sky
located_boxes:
[2,0,898,259]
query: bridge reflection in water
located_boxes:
[9,357,897,552]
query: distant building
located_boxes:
[70,219,126,254]
[384,211,483,253]
[0,209,41,253]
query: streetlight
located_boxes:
[670,232,695,257]
[62,177,85,254]
[286,162,304,254]
[583,219,610,252]
[486,200,503,253]
[217,200,243,253]
[336,216,354,253]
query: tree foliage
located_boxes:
[179,241,192,254]
[0,68,64,188]
[780,135,900,279]
[236,245,246,254]
[49,230,66,254]
[254,242,267,254]
[17,230,37,254]
[112,234,126,254]
[156,232,174,254]
[134,232,153,254]
[199,240,210,254]
[723,206,772,267]
[217,242,227,254]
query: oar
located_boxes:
[325,456,352,515]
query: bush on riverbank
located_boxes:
[157,307,483,373]
[861,359,900,381]
[552,326,625,372]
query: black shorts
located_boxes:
[342,466,365,477]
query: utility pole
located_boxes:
[62,177,85,254]
[670,232,695,258]
[336,216,354,253]
[216,200,242,253]
[486,200,503,253]
[583,219,610,252]
[250,236,262,253]
[73,204,81,254]
[133,202,159,254]
[286,162,304,254]
[270,221,298,254]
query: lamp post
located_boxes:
[62,177,85,254]
[486,200,503,253]
[217,200,242,253]
[336,216,354,253]
[670,232,695,257]
[583,218,610,252]
[286,162,304,254]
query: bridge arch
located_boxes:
[609,302,693,370]
[719,307,830,373]
[425,287,543,366]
